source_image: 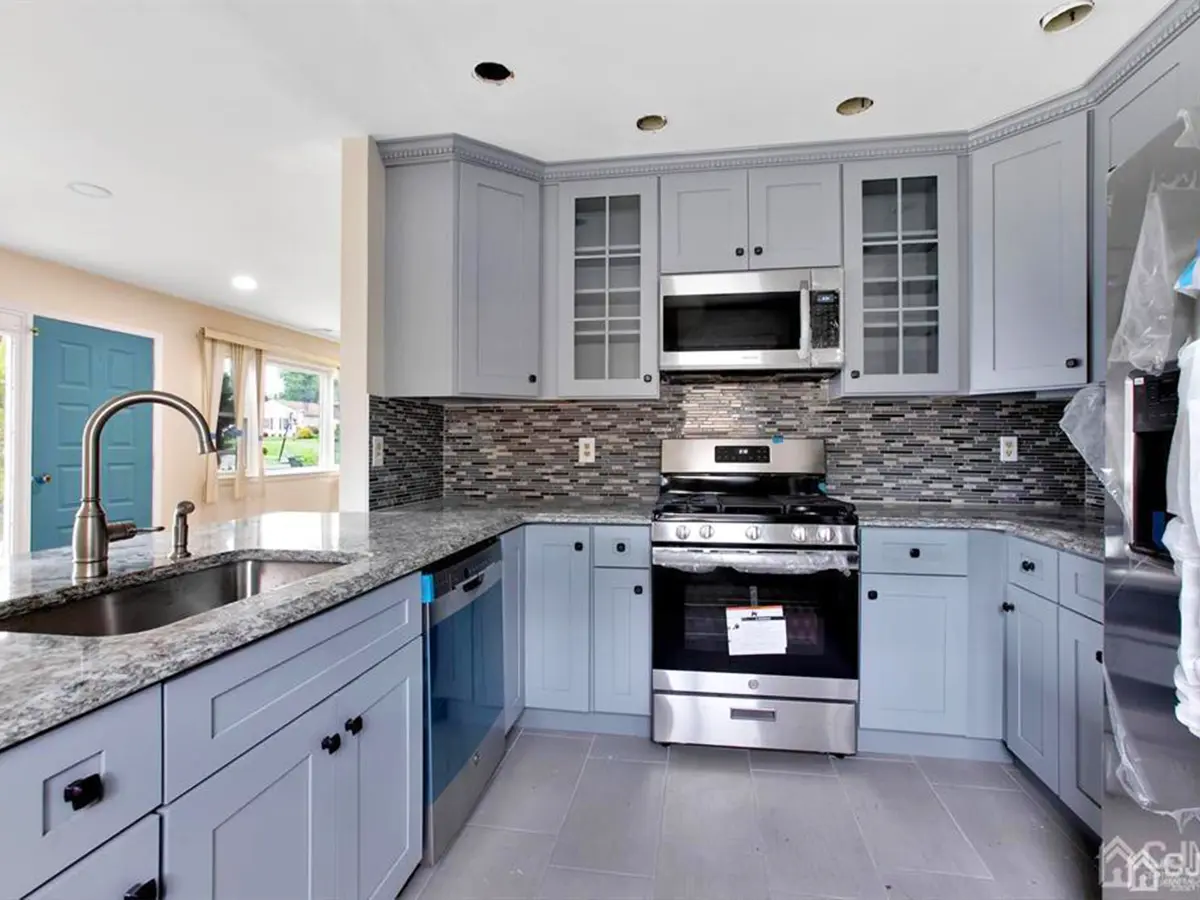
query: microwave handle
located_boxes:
[799,286,812,359]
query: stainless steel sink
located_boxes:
[0,558,345,637]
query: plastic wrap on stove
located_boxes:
[651,547,857,576]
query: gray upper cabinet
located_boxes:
[385,160,540,398]
[555,178,660,399]
[459,164,542,397]
[841,156,961,395]
[660,170,749,273]
[661,165,841,274]
[524,525,592,712]
[1004,584,1060,792]
[591,567,651,717]
[1057,607,1103,835]
[970,113,1088,393]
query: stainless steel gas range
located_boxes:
[650,438,859,755]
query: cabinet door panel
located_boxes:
[860,574,969,735]
[971,113,1087,393]
[162,698,338,900]
[748,164,841,268]
[25,815,160,900]
[660,171,749,273]
[459,163,541,397]
[1058,608,1102,834]
[335,640,424,900]
[502,527,527,732]
[1004,585,1059,790]
[592,568,651,716]
[524,525,592,711]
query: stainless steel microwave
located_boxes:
[659,268,843,372]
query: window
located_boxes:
[217,356,338,477]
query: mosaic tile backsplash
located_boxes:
[440,379,1087,506]
[369,396,444,509]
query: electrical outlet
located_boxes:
[999,436,1019,463]
[578,437,596,465]
[371,436,385,467]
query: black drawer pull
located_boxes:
[345,715,364,736]
[866,590,878,600]
[735,247,745,257]
[1021,560,1036,572]
[753,246,763,255]
[850,370,861,379]
[1096,650,1104,664]
[643,374,653,383]
[1065,358,1081,369]
[1001,601,1015,612]
[124,879,159,900]
[616,542,626,553]
[909,548,921,559]
[634,585,643,595]
[574,542,584,552]
[321,734,342,754]
[63,773,104,811]
[528,374,537,383]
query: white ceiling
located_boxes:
[0,0,1175,336]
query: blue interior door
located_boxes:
[30,317,154,551]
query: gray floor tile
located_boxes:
[935,784,1099,899]
[749,749,836,776]
[1002,764,1093,853]
[914,757,1020,791]
[590,733,669,763]
[521,727,597,741]
[538,866,654,899]
[753,770,885,900]
[835,759,990,878]
[874,869,1005,899]
[421,825,555,900]
[470,733,591,833]
[398,864,433,900]
[551,758,667,876]
[656,741,766,899]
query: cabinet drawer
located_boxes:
[1059,553,1103,623]
[24,815,160,900]
[164,573,421,801]
[653,694,856,754]
[0,688,162,900]
[592,525,650,569]
[860,528,969,576]
[1007,538,1059,601]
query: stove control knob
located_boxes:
[675,525,691,540]
[818,526,834,543]
[745,525,762,541]
[699,525,714,540]
[791,526,807,543]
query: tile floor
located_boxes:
[400,729,1101,900]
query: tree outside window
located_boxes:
[261,361,337,472]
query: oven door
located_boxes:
[651,548,858,699]
[660,271,810,370]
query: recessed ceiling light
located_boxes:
[67,181,112,199]
[636,114,668,133]
[231,275,258,292]
[1040,1,1094,33]
[473,61,514,85]
[836,96,875,116]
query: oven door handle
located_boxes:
[799,285,812,362]
[651,546,858,576]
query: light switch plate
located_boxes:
[999,435,1019,463]
[578,437,596,465]
[371,436,385,467]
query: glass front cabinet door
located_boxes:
[841,156,961,395]
[556,178,660,398]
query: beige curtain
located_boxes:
[200,337,224,504]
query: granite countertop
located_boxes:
[0,497,1097,753]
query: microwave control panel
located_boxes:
[809,290,841,351]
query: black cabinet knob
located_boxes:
[909,548,921,559]
[634,585,644,595]
[1096,650,1104,664]
[735,247,745,257]
[850,370,861,379]
[345,715,364,736]
[1065,358,1081,369]
[1001,601,1015,612]
[63,773,104,811]
[124,879,159,900]
[643,374,653,383]
[753,246,763,255]
[321,734,342,754]
[866,590,878,600]
[1021,560,1035,572]
[616,542,626,553]
[574,542,584,552]
[528,374,537,383]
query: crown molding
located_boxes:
[375,1,1197,181]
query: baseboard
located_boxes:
[518,708,651,738]
[858,729,1013,762]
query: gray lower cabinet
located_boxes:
[163,641,424,900]
[1003,584,1060,791]
[969,112,1088,393]
[591,567,651,716]
[1058,607,1103,834]
[502,528,526,732]
[524,525,593,712]
[24,815,159,900]
[859,573,969,735]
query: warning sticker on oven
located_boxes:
[726,605,787,656]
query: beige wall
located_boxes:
[1,247,340,528]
